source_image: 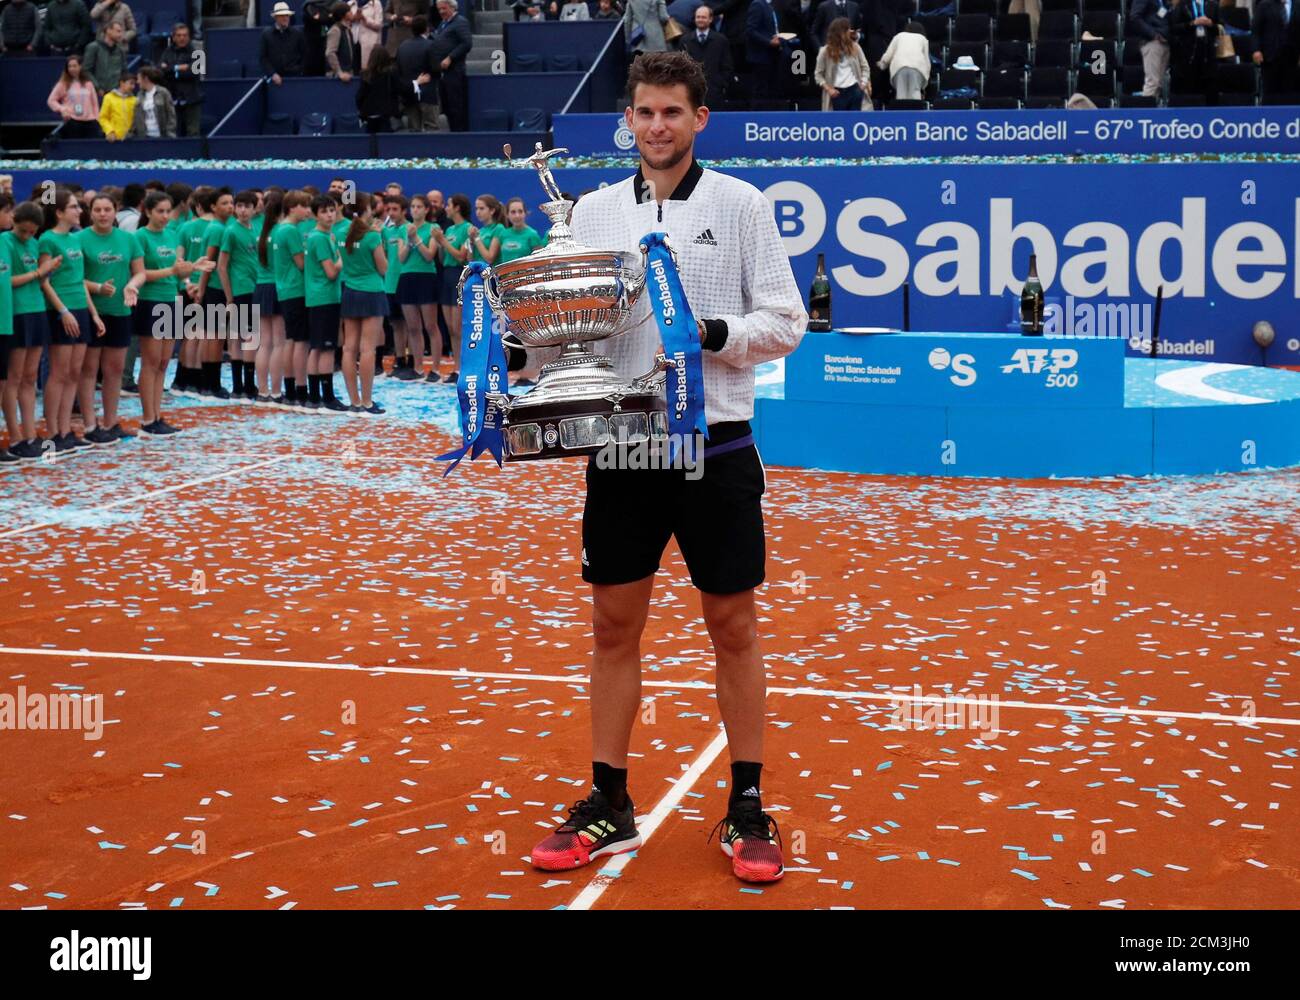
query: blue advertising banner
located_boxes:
[784,331,1125,408]
[554,108,1300,159]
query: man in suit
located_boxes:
[811,0,859,47]
[397,14,440,130]
[680,4,733,106]
[429,0,472,131]
[746,0,786,107]
[1252,0,1300,96]
[1129,0,1172,98]
[858,0,904,112]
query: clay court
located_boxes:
[1,379,1297,911]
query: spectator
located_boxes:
[1007,0,1041,44]
[90,0,137,48]
[160,22,203,137]
[512,0,546,20]
[358,45,427,132]
[130,66,178,138]
[429,0,471,132]
[812,0,860,48]
[1,0,39,55]
[82,20,129,96]
[680,4,732,108]
[593,0,621,19]
[48,55,102,138]
[627,0,671,53]
[304,0,337,76]
[1129,0,1173,99]
[1252,0,1300,97]
[397,14,441,130]
[355,0,386,70]
[117,183,145,230]
[98,70,137,141]
[859,0,906,110]
[262,2,307,83]
[326,2,360,80]
[745,0,786,106]
[1064,92,1098,109]
[36,0,93,56]
[561,0,592,18]
[816,16,871,109]
[877,20,929,101]
[1170,0,1221,103]
[386,0,431,55]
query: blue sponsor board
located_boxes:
[554,108,1300,159]
[785,331,1125,408]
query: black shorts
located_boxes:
[202,285,226,309]
[48,308,93,346]
[253,282,277,316]
[99,313,132,349]
[397,270,438,306]
[580,421,767,595]
[307,302,341,349]
[12,311,48,349]
[0,336,10,381]
[438,265,464,306]
[281,296,308,342]
[133,299,171,339]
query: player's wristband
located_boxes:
[701,318,729,352]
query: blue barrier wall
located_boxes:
[2,57,68,124]
[503,21,618,71]
[6,161,1298,366]
[468,72,583,130]
[205,28,263,78]
[375,132,547,159]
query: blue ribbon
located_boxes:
[438,262,503,472]
[641,232,708,459]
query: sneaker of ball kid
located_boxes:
[710,800,785,883]
[530,788,641,872]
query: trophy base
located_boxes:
[499,349,669,461]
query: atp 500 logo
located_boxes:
[928,346,977,386]
[1001,348,1080,387]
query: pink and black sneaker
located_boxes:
[711,799,785,883]
[530,788,641,872]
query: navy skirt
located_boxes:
[341,287,390,319]
[397,270,438,306]
[253,281,278,317]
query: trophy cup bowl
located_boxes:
[462,144,676,462]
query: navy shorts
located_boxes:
[99,313,132,349]
[133,300,171,339]
[12,312,49,349]
[48,308,93,346]
[307,302,341,350]
[341,287,390,319]
[438,266,465,306]
[580,422,767,595]
[253,282,278,317]
[397,270,438,306]
[387,293,403,317]
[280,296,308,342]
[228,292,256,340]
[0,336,10,380]
[202,285,226,309]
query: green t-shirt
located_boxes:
[340,229,384,294]
[440,221,471,269]
[4,231,44,316]
[220,219,258,297]
[297,218,316,237]
[0,245,12,337]
[37,229,87,311]
[79,227,142,318]
[203,218,229,256]
[381,223,405,294]
[252,214,275,285]
[304,228,341,307]
[498,225,543,264]
[332,218,351,244]
[402,222,438,275]
[134,226,180,302]
[469,222,505,264]
[179,216,211,287]
[271,222,305,300]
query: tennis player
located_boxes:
[530,52,807,884]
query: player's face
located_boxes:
[626,83,707,172]
[91,200,115,230]
[386,201,404,223]
[214,195,233,220]
[235,201,253,224]
[508,203,526,227]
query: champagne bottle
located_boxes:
[808,253,831,331]
[1020,254,1044,335]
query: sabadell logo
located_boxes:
[613,122,636,151]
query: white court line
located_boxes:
[0,454,295,540]
[1,646,1294,728]
[565,727,731,912]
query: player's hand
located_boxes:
[124,285,139,308]
[98,279,115,297]
[60,310,79,337]
[93,315,106,338]
[39,255,64,277]
[195,258,216,273]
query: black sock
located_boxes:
[202,361,220,391]
[321,373,337,402]
[308,374,322,404]
[593,761,629,811]
[295,384,308,402]
[283,377,296,399]
[730,761,763,809]
[231,360,245,393]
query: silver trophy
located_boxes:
[459,143,675,461]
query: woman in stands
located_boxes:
[2,202,60,463]
[397,193,439,384]
[252,189,285,405]
[339,199,388,415]
[132,191,212,436]
[498,196,544,387]
[430,192,473,385]
[46,56,102,141]
[78,192,144,445]
[38,188,104,456]
[270,190,313,410]
[380,193,415,380]
[304,194,348,413]
[467,194,505,267]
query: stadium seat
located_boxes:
[939,67,983,97]
[1119,92,1158,107]
[931,97,977,109]
[333,113,364,134]
[1077,68,1116,100]
[1040,0,1079,13]
[1216,63,1259,104]
[1078,39,1117,75]
[1262,91,1300,105]
[995,13,1031,41]
[263,113,294,135]
[546,53,581,72]
[886,99,930,110]
[1167,92,1207,106]
[1089,96,1115,107]
[1221,7,1250,31]
[1122,36,1145,64]
[298,112,330,136]
[1081,12,1121,39]
[958,0,995,14]
[513,107,547,131]
[1039,12,1078,41]
[1027,66,1071,101]
[1081,0,1122,13]
[479,108,510,131]
[514,53,543,72]
[1121,63,1152,96]
[991,39,1030,68]
[983,65,1025,99]
[946,41,989,70]
[977,95,1020,108]
[918,15,953,46]
[1033,40,1074,67]
[953,14,992,43]
[918,0,957,14]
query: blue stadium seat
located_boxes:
[333,113,364,134]
[1039,12,1078,41]
[995,13,1031,41]
[991,39,1030,69]
[512,108,547,131]
[984,66,1025,100]
[264,113,294,135]
[952,15,991,43]
[945,41,989,71]
[547,53,582,72]
[479,108,510,131]
[939,67,982,97]
[514,53,544,72]
[298,112,331,135]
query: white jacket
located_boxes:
[570,167,807,425]
[878,31,930,81]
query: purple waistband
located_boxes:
[702,433,754,459]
